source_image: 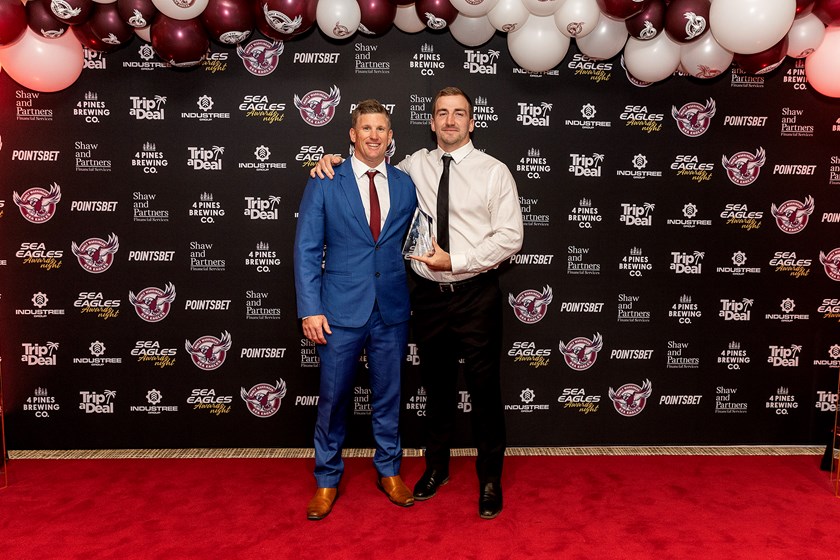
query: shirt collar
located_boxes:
[435,140,474,165]
[351,155,387,179]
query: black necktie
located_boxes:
[437,154,452,252]
[366,170,381,242]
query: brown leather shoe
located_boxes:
[377,475,415,507]
[306,488,338,520]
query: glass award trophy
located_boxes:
[402,208,434,259]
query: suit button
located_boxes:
[375,246,380,250]
[375,272,381,278]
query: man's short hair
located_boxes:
[351,99,391,127]
[433,87,473,120]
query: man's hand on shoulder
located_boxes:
[310,154,344,180]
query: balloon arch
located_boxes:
[0,0,840,96]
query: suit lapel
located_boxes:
[379,164,402,240]
[337,161,374,242]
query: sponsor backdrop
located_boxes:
[1,28,840,450]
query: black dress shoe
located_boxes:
[479,482,502,519]
[413,469,449,501]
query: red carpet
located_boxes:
[1,454,838,559]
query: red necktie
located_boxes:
[366,170,381,242]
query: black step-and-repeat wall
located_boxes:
[2,27,840,450]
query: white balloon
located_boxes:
[623,32,681,82]
[316,0,361,39]
[150,0,209,20]
[521,0,562,17]
[787,13,825,58]
[709,0,796,55]
[449,0,500,18]
[487,0,530,33]
[575,11,627,59]
[508,14,570,72]
[449,14,497,46]
[680,30,733,78]
[554,0,600,38]
[394,3,426,33]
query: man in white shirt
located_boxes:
[312,87,523,520]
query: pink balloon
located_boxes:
[358,0,396,35]
[805,26,840,95]
[733,36,789,74]
[201,0,254,44]
[663,0,709,43]
[117,0,158,28]
[50,0,95,24]
[0,26,84,91]
[27,0,70,39]
[625,0,665,40]
[151,13,209,66]
[415,0,459,29]
[0,0,27,45]
[595,0,644,20]
[813,0,840,26]
[255,0,316,40]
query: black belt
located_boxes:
[414,270,497,293]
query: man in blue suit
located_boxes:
[294,99,417,520]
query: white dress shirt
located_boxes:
[351,155,390,233]
[398,141,524,282]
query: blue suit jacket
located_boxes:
[294,159,417,328]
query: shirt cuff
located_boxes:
[450,253,467,274]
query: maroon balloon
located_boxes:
[813,0,840,26]
[414,0,458,29]
[202,0,254,44]
[596,0,646,20]
[625,0,665,41]
[795,0,816,18]
[117,0,158,29]
[27,0,70,39]
[664,0,709,43]
[72,18,118,51]
[733,36,789,75]
[50,0,94,25]
[89,2,133,48]
[151,14,209,67]
[0,0,27,46]
[255,0,316,41]
[358,0,396,36]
